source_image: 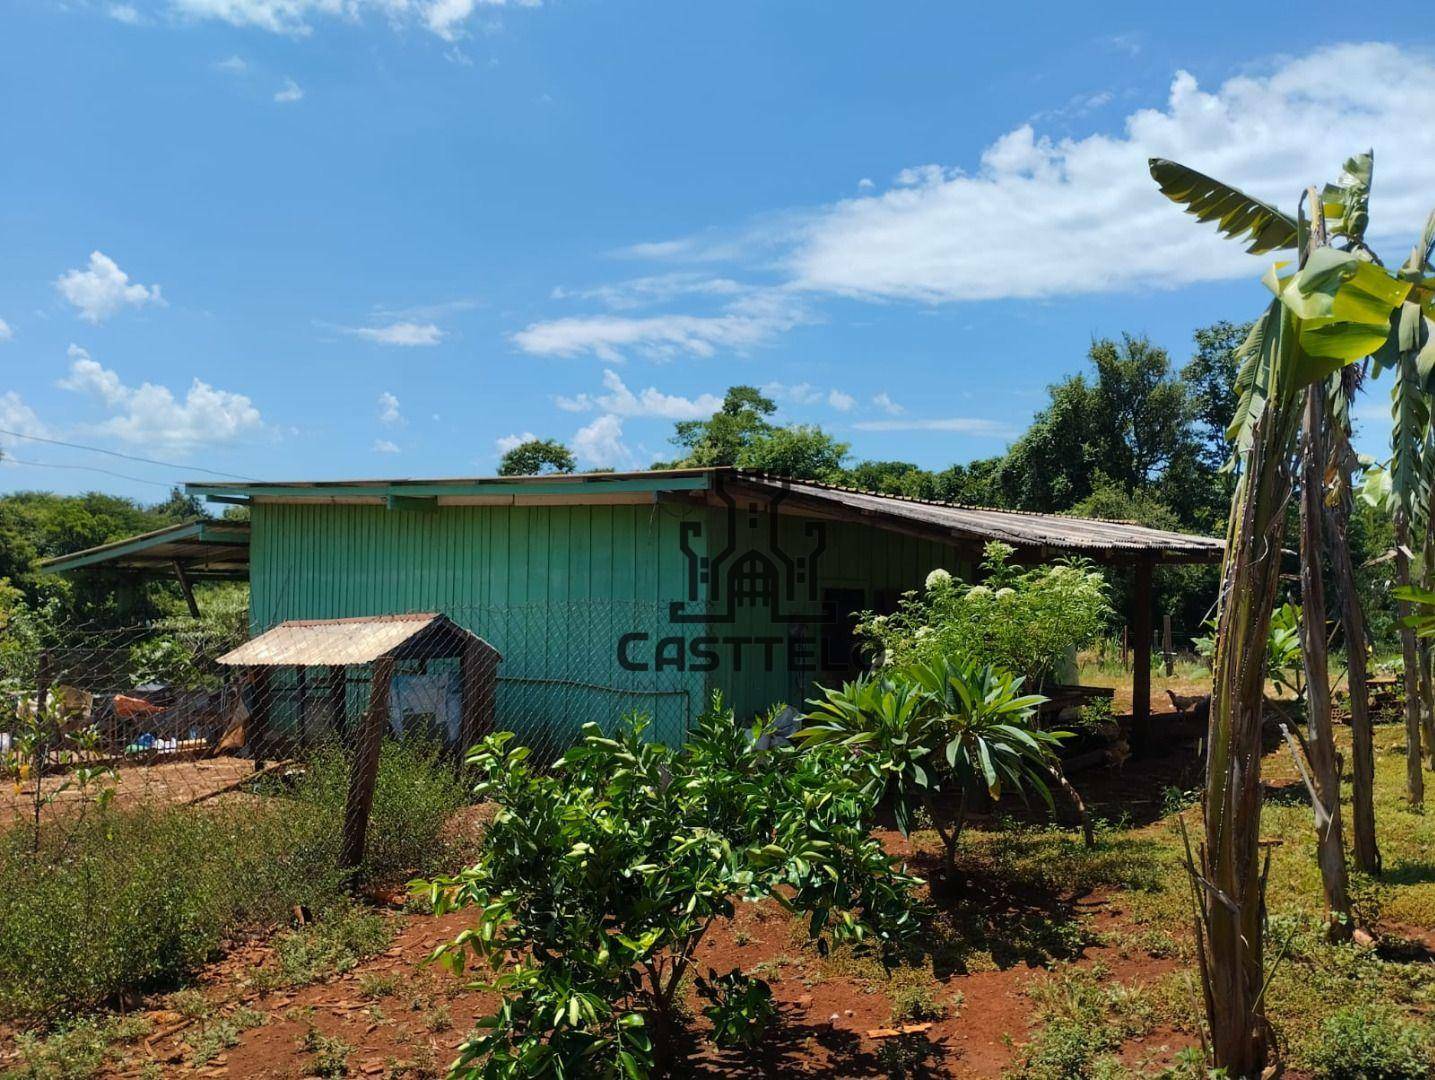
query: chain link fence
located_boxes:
[1,601,703,862]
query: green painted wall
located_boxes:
[248,499,964,745]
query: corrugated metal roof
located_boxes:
[182,466,1223,563]
[724,473,1224,560]
[40,519,250,578]
[217,613,495,667]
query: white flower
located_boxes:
[995,587,1016,599]
[965,584,992,600]
[915,626,934,639]
[925,568,953,591]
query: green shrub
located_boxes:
[422,698,921,1078]
[856,542,1111,687]
[693,969,776,1049]
[288,736,471,885]
[0,799,343,1022]
[1308,1005,1434,1080]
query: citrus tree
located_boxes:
[419,699,921,1078]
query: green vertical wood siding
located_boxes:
[247,500,966,744]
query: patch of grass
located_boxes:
[185,1006,266,1067]
[2,1012,155,1080]
[0,799,345,1022]
[359,971,403,999]
[163,987,212,1021]
[302,1027,354,1078]
[1306,1004,1435,1080]
[887,969,948,1024]
[261,905,394,988]
[1006,963,1161,1080]
[290,736,472,886]
[875,1031,944,1078]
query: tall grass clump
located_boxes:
[0,736,470,1023]
[0,799,343,1022]
[287,736,472,885]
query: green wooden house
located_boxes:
[47,468,1221,752]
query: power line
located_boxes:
[0,454,177,490]
[0,429,259,482]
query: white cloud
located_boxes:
[377,390,403,426]
[872,391,903,415]
[857,178,874,190]
[788,43,1435,303]
[274,77,304,103]
[762,382,855,412]
[0,392,48,455]
[55,251,163,323]
[215,54,247,73]
[555,369,721,420]
[0,318,11,342]
[164,0,537,40]
[58,344,263,447]
[572,414,630,467]
[109,4,142,23]
[495,431,537,454]
[852,416,1013,436]
[344,321,445,347]
[373,438,401,453]
[553,273,747,311]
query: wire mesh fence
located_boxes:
[1,602,706,864]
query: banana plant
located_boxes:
[1150,152,1427,1077]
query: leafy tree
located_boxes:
[423,700,920,1078]
[734,424,849,480]
[1182,320,1251,471]
[496,438,576,477]
[663,385,776,468]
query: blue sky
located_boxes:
[2,3,1433,500]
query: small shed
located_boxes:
[216,612,501,869]
[216,612,502,759]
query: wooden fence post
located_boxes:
[340,657,396,874]
[1131,562,1153,755]
[1162,614,1174,677]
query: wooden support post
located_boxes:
[457,641,497,762]
[172,559,201,618]
[327,666,346,742]
[296,667,309,750]
[1162,614,1174,677]
[249,667,272,772]
[340,657,396,874]
[1132,562,1153,755]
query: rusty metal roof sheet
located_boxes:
[725,473,1224,561]
[217,613,497,667]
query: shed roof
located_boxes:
[217,613,499,667]
[40,519,250,578]
[720,473,1224,563]
[185,466,1223,566]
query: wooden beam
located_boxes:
[1131,561,1154,755]
[172,559,201,618]
[340,657,396,873]
[249,667,273,772]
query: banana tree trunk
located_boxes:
[1395,522,1426,808]
[1324,483,1381,875]
[1202,369,1297,1076]
[1298,385,1353,937]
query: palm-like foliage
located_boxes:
[1150,150,1427,1076]
[1148,158,1298,254]
[798,657,1063,874]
